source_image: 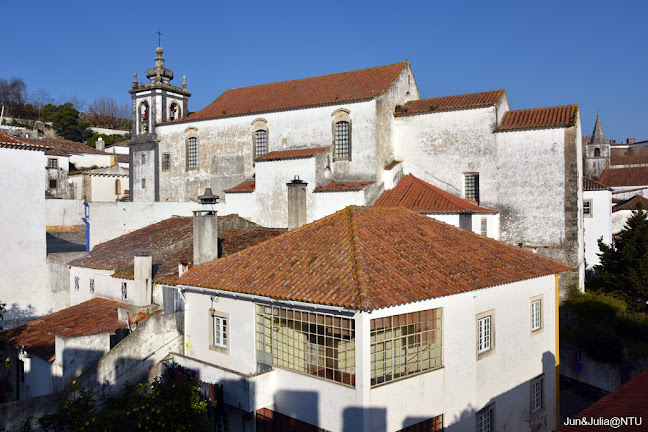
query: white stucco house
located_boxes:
[68,165,130,202]
[127,48,583,296]
[170,206,570,432]
[611,195,648,236]
[582,177,612,272]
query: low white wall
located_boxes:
[88,201,224,248]
[45,199,84,227]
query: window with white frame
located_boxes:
[121,282,127,300]
[48,158,58,169]
[480,218,487,236]
[89,279,94,294]
[584,199,592,217]
[531,375,544,413]
[210,310,229,351]
[476,310,494,359]
[477,404,494,432]
[254,129,268,159]
[464,173,480,203]
[530,295,544,335]
[74,276,79,291]
[187,137,198,169]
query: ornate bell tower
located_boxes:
[128,45,191,202]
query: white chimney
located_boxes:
[96,137,105,151]
[193,188,220,265]
[287,176,308,229]
[133,248,152,306]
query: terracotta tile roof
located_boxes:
[45,148,69,157]
[115,154,129,164]
[224,180,255,193]
[21,137,111,155]
[385,160,401,170]
[313,181,374,192]
[395,90,505,116]
[255,147,329,162]
[496,105,578,131]
[610,155,648,166]
[2,299,128,362]
[553,369,648,432]
[599,166,648,187]
[176,63,408,123]
[612,195,648,213]
[583,177,611,192]
[179,206,571,311]
[0,132,50,151]
[374,174,498,214]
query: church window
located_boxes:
[254,130,268,158]
[464,173,479,204]
[115,179,121,195]
[162,153,170,171]
[187,137,198,169]
[139,101,150,133]
[48,158,58,169]
[594,147,601,157]
[332,109,352,161]
[169,102,180,121]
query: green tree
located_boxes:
[86,133,130,148]
[594,203,648,312]
[42,103,93,143]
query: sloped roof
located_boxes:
[313,181,374,192]
[254,147,329,162]
[610,155,648,166]
[599,166,648,187]
[69,165,129,177]
[612,195,648,213]
[45,148,69,157]
[176,62,408,123]
[179,206,571,311]
[224,180,255,193]
[21,137,111,155]
[583,177,611,192]
[553,369,648,432]
[496,105,578,131]
[590,114,606,144]
[0,132,50,151]
[374,174,498,214]
[114,154,130,164]
[395,90,505,116]
[2,299,128,362]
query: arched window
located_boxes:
[187,136,198,170]
[169,102,181,121]
[332,109,351,161]
[594,147,601,157]
[254,130,268,158]
[115,179,121,195]
[139,101,149,133]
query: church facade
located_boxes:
[128,47,584,295]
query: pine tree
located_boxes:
[595,202,648,312]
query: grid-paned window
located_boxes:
[121,282,127,300]
[162,153,170,171]
[478,316,491,353]
[187,137,198,169]
[89,279,95,294]
[255,305,355,386]
[74,276,79,291]
[465,173,480,203]
[481,218,487,236]
[531,300,542,332]
[370,309,442,386]
[477,405,494,432]
[254,130,268,158]
[212,314,228,348]
[532,377,543,412]
[335,121,350,159]
[584,200,592,216]
[48,158,58,169]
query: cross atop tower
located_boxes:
[156,29,162,47]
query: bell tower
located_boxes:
[128,45,191,202]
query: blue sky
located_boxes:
[1,0,646,141]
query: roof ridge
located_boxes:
[507,104,579,113]
[345,207,368,309]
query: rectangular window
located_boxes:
[49,179,57,189]
[477,404,494,432]
[141,178,146,189]
[212,313,228,348]
[531,376,544,413]
[121,282,127,300]
[478,316,491,353]
[187,137,198,169]
[74,276,79,291]
[254,130,268,158]
[371,309,442,386]
[464,173,480,203]
[256,305,355,386]
[162,153,170,171]
[583,199,592,217]
[531,300,541,331]
[48,158,58,169]
[89,279,94,294]
[141,153,146,164]
[480,218,487,236]
[335,121,350,159]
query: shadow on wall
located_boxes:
[2,303,49,329]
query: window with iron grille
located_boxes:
[48,158,58,169]
[531,376,543,412]
[162,153,170,171]
[464,173,480,203]
[187,137,198,169]
[481,218,487,236]
[256,305,355,386]
[49,179,57,189]
[254,130,268,158]
[74,276,79,291]
[477,404,494,432]
[335,121,350,159]
[121,282,127,300]
[89,279,94,294]
[371,309,442,386]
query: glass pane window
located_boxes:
[481,218,487,236]
[48,158,58,169]
[89,279,95,294]
[162,153,170,171]
[477,406,493,432]
[187,137,198,169]
[255,130,268,158]
[532,378,543,412]
[465,174,480,203]
[531,300,542,331]
[335,121,350,158]
[213,315,227,348]
[478,316,491,352]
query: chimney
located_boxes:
[96,137,105,151]
[193,188,219,265]
[133,248,152,306]
[627,138,637,144]
[287,176,308,229]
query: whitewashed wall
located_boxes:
[45,199,84,227]
[427,213,500,240]
[69,154,113,169]
[583,190,612,269]
[609,186,648,200]
[90,175,127,202]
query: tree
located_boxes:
[42,103,93,142]
[30,88,54,120]
[87,97,131,130]
[594,203,648,312]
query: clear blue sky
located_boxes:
[1,0,645,141]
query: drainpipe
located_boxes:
[82,202,90,251]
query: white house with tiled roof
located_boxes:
[583,177,612,272]
[169,206,569,432]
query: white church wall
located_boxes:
[583,189,612,269]
[311,190,366,222]
[45,199,84,228]
[69,154,113,169]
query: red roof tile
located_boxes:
[374,174,498,214]
[599,166,648,187]
[21,137,111,155]
[255,147,329,162]
[583,177,611,192]
[2,299,128,362]
[0,132,50,151]
[553,369,648,432]
[114,154,129,164]
[177,63,408,123]
[224,180,255,193]
[313,181,374,192]
[611,155,648,166]
[45,148,69,157]
[395,90,505,116]
[612,195,648,213]
[496,105,578,131]
[179,206,571,311]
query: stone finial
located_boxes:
[156,68,162,84]
[132,72,138,88]
[182,75,187,90]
